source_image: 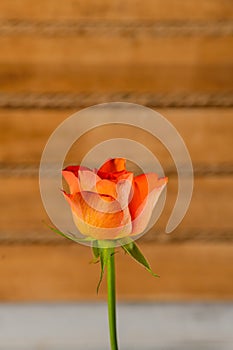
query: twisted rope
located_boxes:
[0,228,232,245]
[0,20,233,37]
[0,92,232,108]
[0,163,232,177]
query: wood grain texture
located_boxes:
[1,36,232,66]
[0,36,231,99]
[0,108,232,166]
[1,64,232,95]
[0,3,232,102]
[0,0,232,302]
[0,243,232,301]
[0,0,232,21]
[0,35,233,94]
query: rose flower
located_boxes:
[63,158,167,240]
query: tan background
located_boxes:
[0,0,233,301]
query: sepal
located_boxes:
[119,237,159,278]
[46,224,94,243]
[96,244,111,294]
[90,242,100,264]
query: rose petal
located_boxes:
[62,165,91,194]
[62,161,168,239]
[129,174,168,235]
[63,191,132,240]
[78,169,101,192]
[79,171,119,201]
[63,165,90,177]
[96,179,118,199]
[116,172,133,209]
[97,159,133,181]
[62,170,80,194]
[98,158,126,174]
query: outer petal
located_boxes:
[63,165,90,177]
[116,172,134,209]
[62,165,91,194]
[62,170,80,194]
[63,191,132,240]
[129,174,168,235]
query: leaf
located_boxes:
[45,223,94,243]
[92,242,100,259]
[47,224,75,241]
[96,247,110,294]
[90,242,100,264]
[120,238,159,278]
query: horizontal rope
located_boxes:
[0,228,232,245]
[0,92,232,108]
[0,163,232,177]
[145,228,233,244]
[0,20,233,37]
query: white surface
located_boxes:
[0,303,232,349]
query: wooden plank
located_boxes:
[0,243,232,301]
[0,35,232,97]
[0,0,232,21]
[0,36,232,67]
[0,108,232,165]
[1,64,232,94]
[0,176,232,242]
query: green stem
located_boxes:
[107,247,118,350]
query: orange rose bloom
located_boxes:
[63,158,168,240]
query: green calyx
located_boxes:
[47,225,159,292]
[92,237,159,293]
[91,242,115,294]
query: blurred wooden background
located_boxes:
[0,0,233,301]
